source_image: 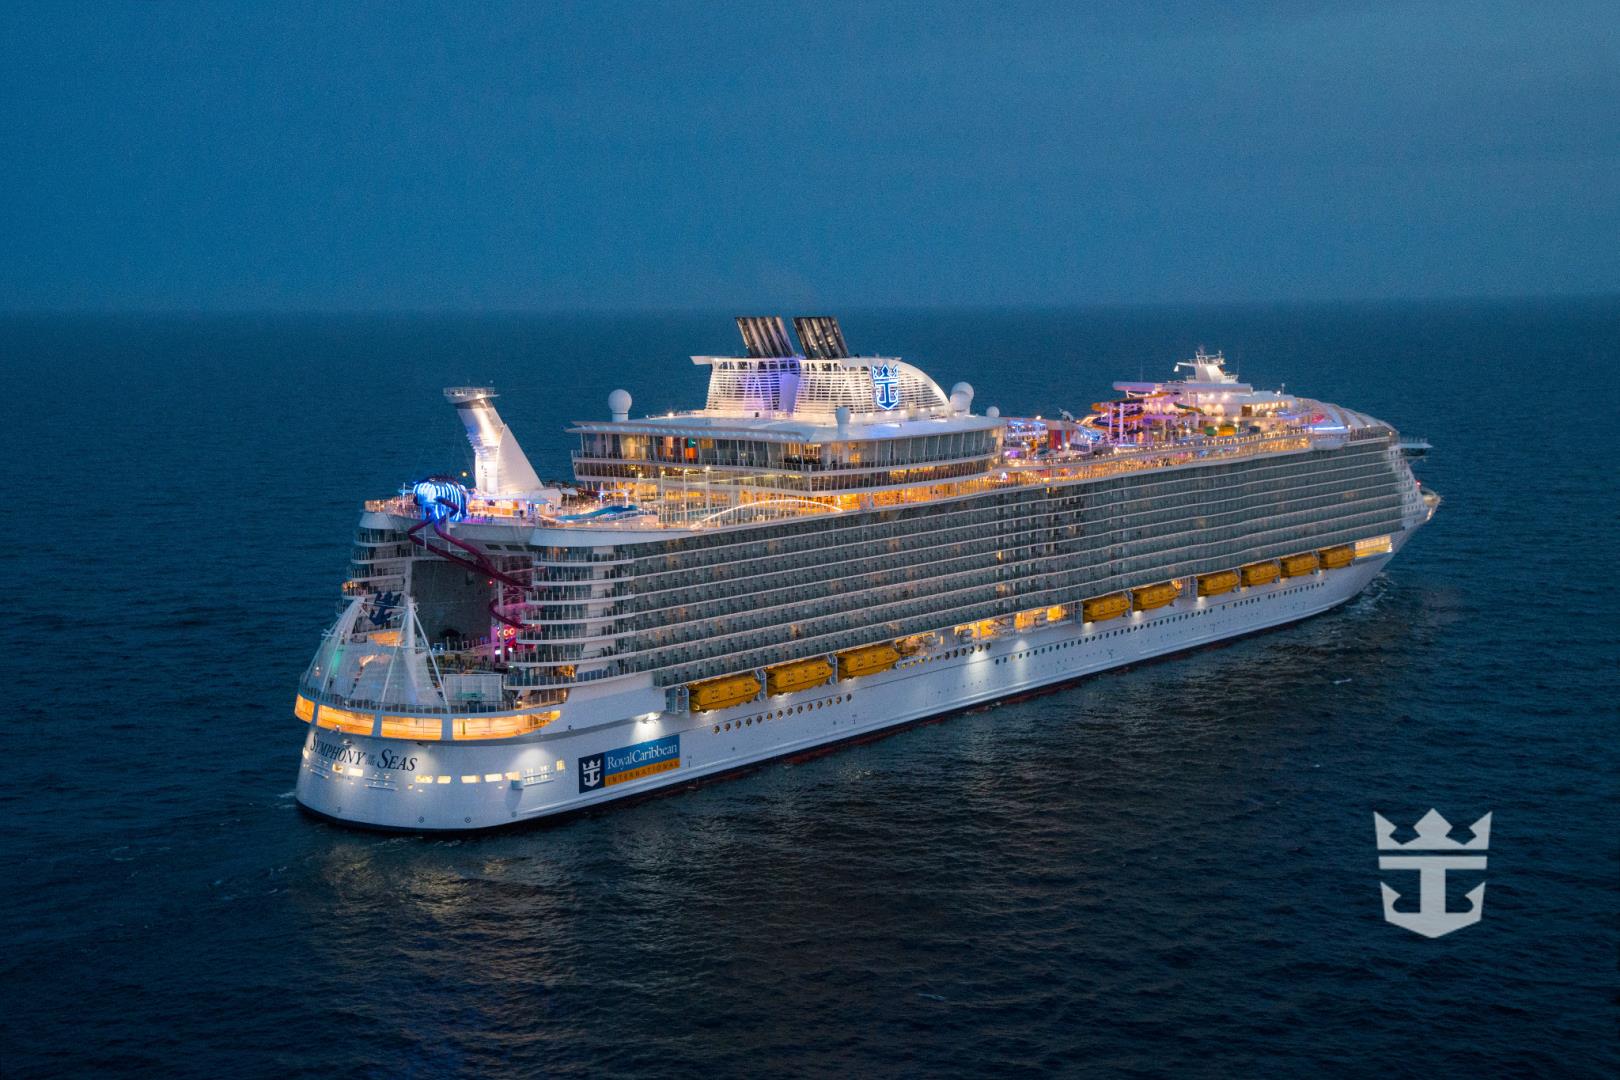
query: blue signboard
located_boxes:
[579,733,681,793]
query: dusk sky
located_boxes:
[3,1,1616,311]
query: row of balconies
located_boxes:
[621,455,1394,590]
[616,507,1409,675]
[519,585,628,604]
[623,531,1027,613]
[619,485,1402,632]
[650,520,1400,685]
[497,484,1400,655]
[491,493,1405,658]
[491,509,1402,689]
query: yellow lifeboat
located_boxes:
[1318,544,1354,570]
[1280,552,1319,578]
[1241,560,1280,586]
[1082,593,1129,622]
[688,673,762,712]
[765,657,833,696]
[1197,570,1240,597]
[1216,423,1237,436]
[1131,581,1180,611]
[837,643,900,680]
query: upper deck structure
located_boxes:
[369,319,1379,534]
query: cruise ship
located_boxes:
[293,316,1437,831]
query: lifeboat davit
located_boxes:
[766,657,833,695]
[1241,561,1280,586]
[1131,581,1179,611]
[1280,552,1319,578]
[1318,544,1354,570]
[1082,593,1129,622]
[1197,570,1240,597]
[837,643,900,680]
[688,673,762,712]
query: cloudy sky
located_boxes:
[2,1,1615,310]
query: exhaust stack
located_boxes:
[443,387,545,497]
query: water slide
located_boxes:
[407,500,527,629]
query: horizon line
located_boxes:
[1,289,1616,319]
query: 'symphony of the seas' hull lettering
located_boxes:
[293,319,1437,831]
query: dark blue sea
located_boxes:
[2,302,1615,1078]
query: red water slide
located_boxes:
[406,503,527,629]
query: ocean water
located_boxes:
[1,301,1615,1078]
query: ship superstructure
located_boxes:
[295,317,1436,830]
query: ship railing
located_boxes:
[298,685,527,716]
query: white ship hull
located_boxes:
[294,544,1396,831]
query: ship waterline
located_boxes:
[293,317,1435,831]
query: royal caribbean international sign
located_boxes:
[579,734,681,793]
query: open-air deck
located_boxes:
[363,421,1360,534]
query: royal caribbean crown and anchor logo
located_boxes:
[871,363,900,411]
[1374,808,1491,938]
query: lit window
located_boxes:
[505,771,521,781]
[414,774,433,784]
[1354,535,1393,558]
[484,773,503,783]
[331,763,343,773]
[345,766,363,777]
[436,775,451,784]
[381,715,444,741]
[461,775,480,784]
[556,759,566,770]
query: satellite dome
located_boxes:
[986,405,1001,418]
[608,388,632,421]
